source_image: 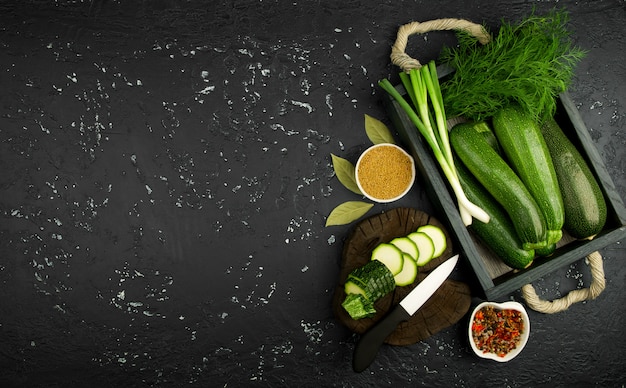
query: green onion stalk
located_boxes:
[379,61,489,226]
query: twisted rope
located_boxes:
[521,251,605,314]
[390,18,491,72]
[391,18,607,313]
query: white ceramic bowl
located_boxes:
[355,143,416,203]
[468,301,530,362]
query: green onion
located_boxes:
[379,61,489,226]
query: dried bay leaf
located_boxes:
[331,153,362,195]
[325,114,396,227]
[365,114,395,145]
[325,201,374,226]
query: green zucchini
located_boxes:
[535,243,556,257]
[342,259,395,319]
[455,158,535,269]
[450,122,547,250]
[492,105,564,245]
[346,259,396,301]
[470,120,503,155]
[540,118,607,239]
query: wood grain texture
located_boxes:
[332,207,471,345]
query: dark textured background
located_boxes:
[1,1,624,387]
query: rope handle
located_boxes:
[391,19,606,313]
[391,18,491,72]
[521,251,606,314]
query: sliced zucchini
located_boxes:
[344,280,368,298]
[370,243,404,275]
[416,225,447,258]
[393,253,418,286]
[342,259,396,319]
[407,231,435,266]
[346,260,395,301]
[389,237,419,261]
[341,293,376,320]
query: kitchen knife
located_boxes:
[352,254,459,373]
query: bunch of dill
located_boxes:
[439,9,586,122]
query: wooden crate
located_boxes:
[383,69,626,300]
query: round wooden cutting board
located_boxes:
[332,207,472,345]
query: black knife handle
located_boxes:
[352,305,411,372]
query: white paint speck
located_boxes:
[37,121,50,134]
[290,100,314,113]
[197,85,215,94]
[590,101,603,110]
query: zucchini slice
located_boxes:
[389,237,419,261]
[370,243,404,275]
[344,280,368,299]
[407,232,435,267]
[393,253,418,286]
[416,225,447,258]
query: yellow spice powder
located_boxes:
[357,145,413,200]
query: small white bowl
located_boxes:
[468,301,530,362]
[355,143,416,203]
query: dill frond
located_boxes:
[439,9,586,121]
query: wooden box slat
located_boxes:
[383,75,626,300]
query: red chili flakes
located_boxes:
[471,306,524,357]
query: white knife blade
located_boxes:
[352,254,459,372]
[399,254,459,315]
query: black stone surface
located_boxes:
[1,1,624,387]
